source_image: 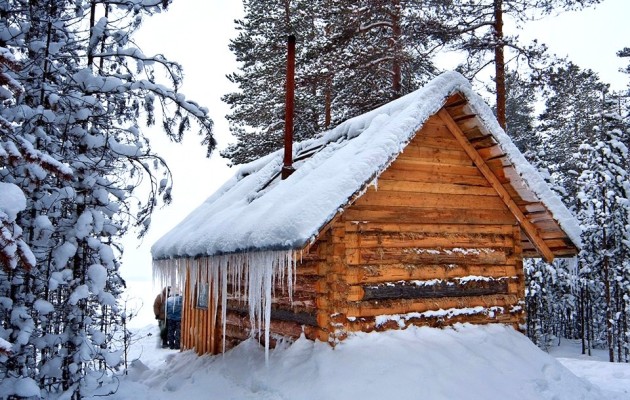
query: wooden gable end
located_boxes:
[342,94,578,263]
[175,89,580,354]
[439,93,579,260]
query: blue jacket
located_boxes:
[166,295,183,321]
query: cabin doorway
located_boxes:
[181,269,222,354]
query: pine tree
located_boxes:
[503,70,538,154]
[221,0,440,165]
[0,1,215,396]
[221,0,320,165]
[538,61,606,197]
[576,109,630,362]
[432,0,601,129]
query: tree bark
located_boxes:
[391,0,402,98]
[601,185,614,362]
[493,0,506,130]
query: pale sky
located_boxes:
[120,0,630,326]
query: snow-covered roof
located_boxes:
[151,71,581,260]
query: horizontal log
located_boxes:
[415,122,461,141]
[397,146,473,166]
[346,263,518,285]
[379,167,492,187]
[225,311,320,341]
[374,179,497,196]
[344,294,520,318]
[344,222,515,235]
[354,190,508,211]
[227,304,318,327]
[473,146,509,165]
[388,159,484,177]
[445,102,473,121]
[348,246,513,266]
[345,231,514,250]
[343,206,517,225]
[346,308,519,333]
[298,246,326,262]
[294,262,323,276]
[225,274,319,296]
[226,294,317,312]
[520,203,548,214]
[457,117,493,138]
[359,279,510,301]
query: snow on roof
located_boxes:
[151,71,581,260]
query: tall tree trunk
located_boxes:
[604,254,614,362]
[616,288,622,361]
[325,74,332,128]
[601,188,614,362]
[580,284,586,355]
[587,288,593,356]
[493,0,506,129]
[391,0,402,98]
[88,1,96,68]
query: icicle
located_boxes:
[152,249,296,361]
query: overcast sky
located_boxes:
[119,0,630,325]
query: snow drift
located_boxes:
[103,323,617,400]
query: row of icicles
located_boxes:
[153,250,296,360]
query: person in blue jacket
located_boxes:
[166,293,183,349]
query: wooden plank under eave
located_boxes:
[437,108,555,263]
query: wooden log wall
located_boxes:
[180,111,532,353]
[211,243,328,352]
[312,115,526,342]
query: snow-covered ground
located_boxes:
[90,323,629,400]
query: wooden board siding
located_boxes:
[180,264,220,355]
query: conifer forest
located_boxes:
[1,0,629,398]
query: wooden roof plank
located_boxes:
[437,108,556,263]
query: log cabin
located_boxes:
[151,71,581,356]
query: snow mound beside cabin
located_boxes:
[102,324,615,400]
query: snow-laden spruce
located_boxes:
[0,0,216,398]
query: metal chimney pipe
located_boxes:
[282,34,296,180]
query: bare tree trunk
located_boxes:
[604,254,614,362]
[580,284,586,355]
[391,0,402,98]
[493,0,506,130]
[88,1,96,68]
[600,187,614,362]
[325,74,332,129]
[616,288,623,362]
[587,288,593,356]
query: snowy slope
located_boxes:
[89,323,629,400]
